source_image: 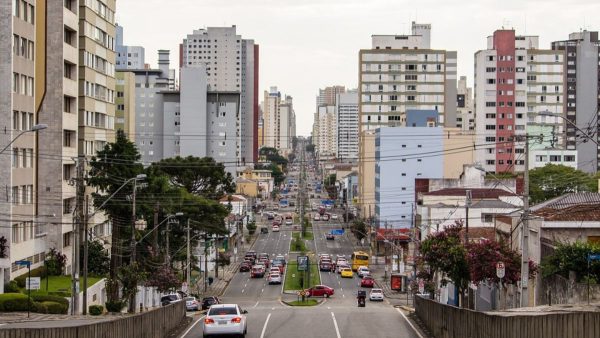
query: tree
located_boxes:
[351,220,367,240]
[152,156,235,198]
[87,129,144,303]
[46,248,67,276]
[529,164,598,204]
[540,241,600,282]
[419,222,470,296]
[80,240,110,276]
[145,266,181,293]
[467,239,521,285]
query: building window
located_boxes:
[481,214,494,223]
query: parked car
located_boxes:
[357,266,370,278]
[203,304,247,337]
[161,293,182,307]
[201,296,221,310]
[268,273,282,285]
[360,276,375,288]
[369,288,384,301]
[260,227,269,234]
[185,296,199,311]
[325,233,335,240]
[305,285,334,298]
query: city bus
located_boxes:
[351,251,370,271]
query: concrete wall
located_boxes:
[540,274,600,306]
[180,66,208,158]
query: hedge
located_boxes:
[14,266,47,288]
[4,280,20,293]
[42,301,68,314]
[0,293,28,311]
[89,304,104,316]
[32,294,69,306]
[0,292,68,314]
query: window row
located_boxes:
[12,72,34,96]
[536,155,576,162]
[12,148,34,168]
[84,0,115,24]
[11,185,33,205]
[12,34,34,60]
[83,21,115,51]
[84,81,115,103]
[11,221,35,244]
[12,111,34,131]
[12,0,34,24]
[83,51,115,76]
[84,111,115,129]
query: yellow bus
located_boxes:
[351,251,369,271]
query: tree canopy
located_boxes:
[529,164,598,204]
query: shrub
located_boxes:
[32,295,69,306]
[105,300,126,313]
[4,280,20,293]
[46,248,67,276]
[43,301,68,314]
[14,266,47,288]
[0,293,28,311]
[33,301,48,313]
[3,297,33,312]
[89,304,104,316]
[0,236,8,258]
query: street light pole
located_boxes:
[0,124,47,154]
[538,110,598,145]
[186,218,191,290]
[520,135,530,307]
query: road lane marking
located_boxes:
[242,289,245,293]
[180,315,205,338]
[331,312,341,338]
[253,301,259,308]
[395,308,425,338]
[260,313,272,338]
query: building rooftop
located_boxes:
[531,193,600,211]
[423,188,518,198]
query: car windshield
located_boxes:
[185,297,195,301]
[372,289,382,293]
[162,295,177,301]
[208,307,238,316]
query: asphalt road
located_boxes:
[181,167,422,338]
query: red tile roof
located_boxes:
[423,188,517,198]
[533,204,600,222]
[376,228,411,241]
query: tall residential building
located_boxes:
[316,105,337,158]
[181,26,259,163]
[115,71,136,140]
[115,24,145,70]
[262,87,296,154]
[358,22,457,132]
[317,85,345,108]
[552,31,600,173]
[474,29,573,174]
[456,76,474,131]
[336,91,359,160]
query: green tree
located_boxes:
[540,241,600,282]
[87,129,144,303]
[80,240,110,276]
[351,220,367,241]
[529,164,598,204]
[152,156,235,199]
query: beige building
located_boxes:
[115,71,135,141]
[235,179,260,198]
[442,128,476,178]
[358,130,376,218]
[262,86,295,153]
[456,76,474,131]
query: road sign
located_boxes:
[588,254,600,261]
[496,261,506,279]
[297,256,309,271]
[15,260,31,267]
[330,229,344,235]
[418,280,425,294]
[25,277,40,290]
[181,282,188,293]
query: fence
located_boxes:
[415,295,600,338]
[0,301,186,338]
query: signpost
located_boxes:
[496,261,505,279]
[587,254,600,304]
[15,260,31,318]
[25,277,40,290]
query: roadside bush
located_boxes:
[3,297,33,312]
[89,304,104,316]
[33,301,48,313]
[14,266,47,288]
[0,293,28,311]
[32,294,69,306]
[4,280,20,293]
[43,301,68,314]
[46,248,67,276]
[105,300,126,313]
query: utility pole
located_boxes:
[465,189,472,244]
[166,220,170,265]
[520,135,530,307]
[82,195,89,315]
[71,155,85,315]
[186,218,191,289]
[153,202,160,255]
[129,178,138,313]
[204,234,209,292]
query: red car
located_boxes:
[239,262,251,272]
[360,276,375,288]
[306,285,334,298]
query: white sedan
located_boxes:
[369,288,384,301]
[331,214,338,220]
[203,304,248,337]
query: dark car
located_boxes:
[260,227,269,234]
[240,262,251,272]
[161,294,182,307]
[201,296,220,310]
[325,233,335,240]
[319,261,332,272]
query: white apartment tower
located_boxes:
[182,26,259,163]
[262,87,295,154]
[337,91,359,160]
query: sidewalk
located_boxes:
[0,312,123,326]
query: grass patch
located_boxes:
[301,231,314,240]
[287,299,319,306]
[30,276,102,296]
[290,233,307,252]
[283,260,320,291]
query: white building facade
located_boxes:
[337,92,359,160]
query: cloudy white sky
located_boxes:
[117,0,599,136]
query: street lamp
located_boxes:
[0,123,48,154]
[538,110,598,145]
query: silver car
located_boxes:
[369,288,384,301]
[203,304,248,337]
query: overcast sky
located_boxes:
[117,0,598,136]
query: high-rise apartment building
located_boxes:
[316,105,337,158]
[358,22,457,132]
[317,85,345,108]
[181,26,259,163]
[262,87,296,155]
[115,71,136,140]
[552,31,600,173]
[116,24,145,70]
[474,29,573,174]
[456,76,474,131]
[336,91,359,160]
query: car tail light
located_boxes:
[204,318,215,324]
[231,317,242,323]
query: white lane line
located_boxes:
[395,308,425,338]
[331,312,341,338]
[342,294,345,298]
[241,289,245,293]
[253,301,259,308]
[180,315,205,338]
[261,288,264,293]
[260,313,272,338]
